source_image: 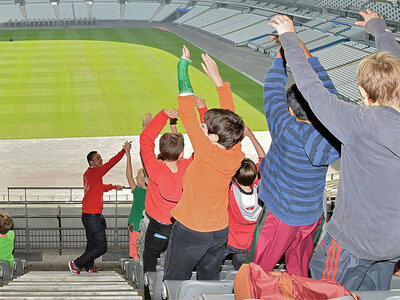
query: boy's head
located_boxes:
[87,151,103,167]
[234,158,257,186]
[356,52,400,110]
[286,84,316,122]
[0,212,13,235]
[159,132,184,162]
[202,108,244,150]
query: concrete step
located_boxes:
[8,282,129,286]
[0,285,134,291]
[13,276,126,282]
[0,297,142,300]
[0,291,138,296]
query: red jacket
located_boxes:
[82,150,124,214]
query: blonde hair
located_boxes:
[356,52,400,109]
[0,212,13,234]
[136,168,146,181]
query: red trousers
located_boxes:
[253,211,321,277]
[129,230,140,258]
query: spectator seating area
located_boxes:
[119,257,400,300]
[173,0,396,103]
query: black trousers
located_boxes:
[74,213,107,270]
[143,215,173,273]
[163,221,228,280]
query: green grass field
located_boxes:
[0,27,265,140]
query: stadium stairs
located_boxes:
[0,269,142,299]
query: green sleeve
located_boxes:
[177,57,194,94]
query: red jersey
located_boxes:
[82,150,125,214]
[140,110,195,224]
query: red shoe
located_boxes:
[68,261,80,274]
[85,267,98,273]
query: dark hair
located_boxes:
[0,212,13,234]
[286,84,316,122]
[87,151,98,166]
[159,132,184,161]
[234,158,257,186]
[204,108,244,150]
[156,153,164,161]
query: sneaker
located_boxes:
[85,267,98,273]
[68,261,80,274]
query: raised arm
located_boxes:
[201,53,234,111]
[194,95,208,123]
[178,46,215,156]
[125,142,137,191]
[95,146,126,177]
[244,125,265,158]
[269,16,363,144]
[356,10,400,59]
[140,110,172,177]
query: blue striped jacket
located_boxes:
[259,57,340,226]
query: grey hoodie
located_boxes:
[279,18,400,261]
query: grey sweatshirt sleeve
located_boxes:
[366,18,400,59]
[279,32,363,144]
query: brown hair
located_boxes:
[0,212,13,234]
[356,52,400,109]
[204,108,244,150]
[159,132,184,161]
[234,158,258,186]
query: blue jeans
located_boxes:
[74,213,107,270]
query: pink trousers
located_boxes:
[253,211,321,277]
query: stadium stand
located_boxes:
[182,8,241,29]
[172,5,211,25]
[25,3,55,20]
[200,13,266,37]
[0,3,23,24]
[124,2,161,21]
[92,2,120,20]
[221,20,272,45]
[152,3,184,22]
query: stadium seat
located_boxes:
[352,290,400,300]
[13,258,26,277]
[162,280,234,300]
[221,270,237,280]
[0,260,13,281]
[391,275,400,289]
[199,294,235,300]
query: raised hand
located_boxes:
[141,113,153,131]
[182,45,190,60]
[355,9,382,27]
[193,95,206,109]
[268,15,295,35]
[201,53,224,87]
[123,141,132,153]
[164,108,179,119]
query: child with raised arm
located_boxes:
[139,107,193,278]
[125,142,147,262]
[0,212,14,270]
[248,37,340,277]
[225,125,265,270]
[269,10,400,290]
[163,46,245,281]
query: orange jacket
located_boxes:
[171,83,245,232]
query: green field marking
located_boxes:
[0,28,266,139]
